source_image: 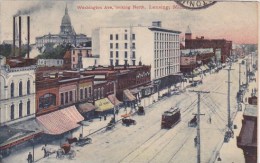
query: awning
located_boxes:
[108,94,123,106]
[204,65,209,70]
[200,66,207,71]
[36,105,84,135]
[0,119,43,150]
[78,102,97,113]
[130,88,140,95]
[95,98,114,112]
[193,77,202,81]
[123,89,136,101]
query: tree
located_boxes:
[0,44,31,57]
[37,43,70,59]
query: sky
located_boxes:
[0,1,258,44]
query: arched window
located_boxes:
[10,82,14,98]
[19,81,22,96]
[39,93,56,109]
[19,102,23,118]
[27,80,30,94]
[27,100,30,115]
[10,104,15,120]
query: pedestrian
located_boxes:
[209,116,211,124]
[27,152,32,163]
[104,115,107,121]
[42,144,47,158]
[99,116,102,121]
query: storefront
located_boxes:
[94,98,114,115]
[77,102,97,120]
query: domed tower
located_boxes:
[60,4,75,35]
[185,26,192,40]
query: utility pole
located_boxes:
[239,63,241,91]
[225,66,234,133]
[190,90,209,163]
[113,76,117,123]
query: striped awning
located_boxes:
[123,89,136,101]
[36,105,84,135]
[108,94,123,106]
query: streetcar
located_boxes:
[161,107,181,129]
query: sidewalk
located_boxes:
[213,76,257,163]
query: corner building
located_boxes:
[92,21,181,81]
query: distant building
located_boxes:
[92,21,181,83]
[237,104,257,163]
[35,5,90,48]
[180,48,214,73]
[184,26,232,63]
[71,46,99,70]
[37,59,64,67]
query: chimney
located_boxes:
[27,16,30,59]
[13,16,16,56]
[19,16,22,57]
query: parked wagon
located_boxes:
[188,116,197,127]
[122,118,136,126]
[66,135,92,147]
[137,106,145,115]
[56,143,76,160]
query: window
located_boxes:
[116,51,119,58]
[124,60,128,65]
[132,43,135,49]
[115,60,119,66]
[116,34,119,40]
[110,51,113,58]
[89,87,92,97]
[124,34,127,40]
[39,93,56,109]
[116,43,119,49]
[132,34,135,40]
[65,92,68,104]
[85,88,88,99]
[124,43,127,49]
[132,51,136,58]
[132,60,136,66]
[61,93,64,105]
[110,43,113,49]
[27,100,30,115]
[110,34,113,40]
[110,59,113,66]
[73,57,75,62]
[80,89,83,100]
[11,104,14,120]
[69,91,73,102]
[27,80,30,94]
[19,102,23,118]
[11,82,14,98]
[98,88,101,99]
[19,81,22,96]
[124,51,127,58]
[73,50,75,55]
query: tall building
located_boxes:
[35,4,90,48]
[92,21,181,82]
[0,56,36,126]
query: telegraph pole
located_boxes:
[225,66,234,132]
[239,63,241,91]
[190,90,209,163]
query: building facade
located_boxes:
[35,5,90,48]
[37,59,64,67]
[92,21,181,81]
[184,27,232,63]
[0,56,36,126]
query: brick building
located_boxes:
[184,26,232,63]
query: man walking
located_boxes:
[27,152,33,163]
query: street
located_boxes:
[31,62,243,163]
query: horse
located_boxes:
[42,146,56,157]
[66,137,78,144]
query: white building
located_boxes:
[0,56,36,126]
[92,21,181,80]
[37,59,64,67]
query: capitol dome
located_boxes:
[61,5,71,25]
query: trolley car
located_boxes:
[161,107,181,129]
